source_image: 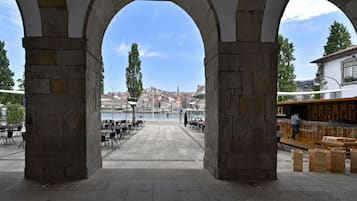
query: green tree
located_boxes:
[10,72,26,105]
[324,21,352,55]
[277,35,297,102]
[17,73,24,90]
[126,43,143,123]
[0,41,15,104]
[311,85,320,100]
[5,102,25,124]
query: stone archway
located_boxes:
[19,0,357,182]
[83,0,221,179]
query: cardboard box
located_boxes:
[292,149,303,172]
[314,149,328,173]
[309,149,315,172]
[351,149,357,173]
[327,149,345,173]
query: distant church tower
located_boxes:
[176,85,182,108]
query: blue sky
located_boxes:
[102,1,204,93]
[0,0,356,93]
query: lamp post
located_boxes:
[152,90,155,119]
[323,75,342,98]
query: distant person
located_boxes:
[167,113,169,119]
[290,112,300,140]
[276,125,283,143]
[184,112,188,127]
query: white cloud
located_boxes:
[115,42,162,58]
[158,32,174,40]
[281,0,339,22]
[116,43,131,56]
[140,49,161,57]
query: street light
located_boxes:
[152,90,155,119]
[323,75,342,98]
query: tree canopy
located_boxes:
[0,41,15,104]
[126,43,143,100]
[277,34,297,101]
[324,21,352,56]
[125,43,143,123]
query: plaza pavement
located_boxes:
[0,120,356,201]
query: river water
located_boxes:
[101,112,205,120]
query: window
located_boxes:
[342,58,357,83]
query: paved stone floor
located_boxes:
[102,120,204,169]
[0,120,356,200]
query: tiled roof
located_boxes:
[311,45,357,64]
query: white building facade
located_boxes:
[312,45,357,99]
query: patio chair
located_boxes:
[115,128,123,140]
[101,135,109,147]
[6,130,16,144]
[109,131,119,147]
[14,124,22,136]
[0,126,5,143]
[18,132,26,148]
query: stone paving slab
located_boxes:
[102,121,203,169]
[0,169,356,201]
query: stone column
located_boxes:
[204,42,278,180]
[24,37,101,182]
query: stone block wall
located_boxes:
[24,37,100,182]
[204,42,278,180]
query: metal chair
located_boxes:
[18,132,26,148]
[5,130,16,144]
[109,131,119,147]
[101,135,109,147]
[115,128,123,140]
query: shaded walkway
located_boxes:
[0,169,356,201]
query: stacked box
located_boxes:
[314,149,328,173]
[326,150,331,172]
[292,149,303,172]
[309,149,315,172]
[351,149,357,173]
[327,149,345,173]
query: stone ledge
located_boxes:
[216,168,277,180]
[23,37,86,50]
[38,0,66,8]
[218,42,278,54]
[25,165,88,183]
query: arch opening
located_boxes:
[83,0,220,173]
[0,0,26,172]
[274,0,357,173]
[99,1,206,169]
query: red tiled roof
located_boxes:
[311,45,357,64]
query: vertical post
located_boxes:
[152,90,155,119]
[111,103,114,121]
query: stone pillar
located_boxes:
[204,42,278,180]
[24,37,101,182]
